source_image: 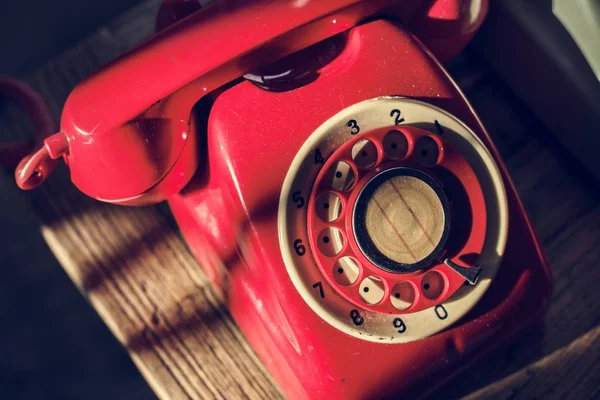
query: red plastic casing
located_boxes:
[44,1,552,398]
[168,20,551,400]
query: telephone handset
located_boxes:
[15,1,552,398]
[14,0,486,201]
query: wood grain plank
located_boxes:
[464,326,600,400]
[428,61,600,398]
[39,194,282,400]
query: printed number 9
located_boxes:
[393,318,407,333]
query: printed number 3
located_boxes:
[347,119,360,135]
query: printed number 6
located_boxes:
[293,239,306,256]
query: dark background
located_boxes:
[0,1,155,399]
[0,1,142,77]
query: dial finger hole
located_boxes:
[383,130,409,159]
[317,227,344,257]
[325,161,355,191]
[414,136,440,167]
[351,139,378,169]
[315,192,342,222]
[421,270,446,300]
[390,282,416,311]
[359,276,385,305]
[333,257,360,286]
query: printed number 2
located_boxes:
[390,109,405,125]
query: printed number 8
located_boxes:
[350,309,364,326]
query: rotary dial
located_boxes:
[278,97,508,343]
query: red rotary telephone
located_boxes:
[14,1,552,398]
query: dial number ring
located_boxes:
[278,97,508,343]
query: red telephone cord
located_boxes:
[0,77,68,189]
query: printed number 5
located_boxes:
[292,191,304,208]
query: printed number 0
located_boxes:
[435,305,448,320]
[350,309,364,326]
[293,239,306,256]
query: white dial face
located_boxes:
[278,97,508,343]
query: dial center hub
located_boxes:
[353,168,450,273]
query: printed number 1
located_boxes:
[314,148,325,164]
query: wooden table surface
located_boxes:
[1,1,599,399]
